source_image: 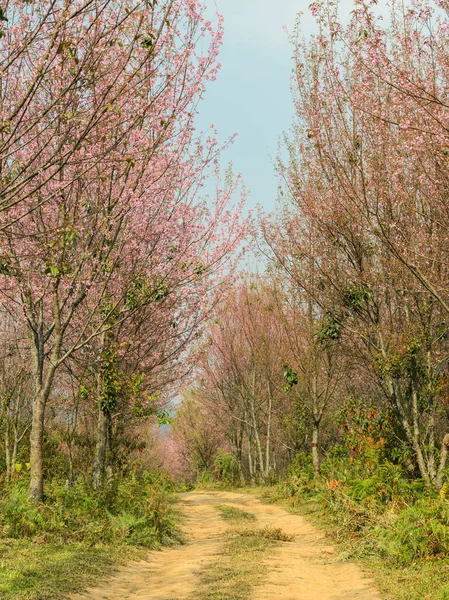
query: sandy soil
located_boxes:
[69,490,381,600]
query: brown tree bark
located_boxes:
[92,406,110,489]
[436,434,449,491]
[311,421,320,476]
[29,391,46,500]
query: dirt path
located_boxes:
[70,490,381,600]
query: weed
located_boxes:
[235,526,294,542]
[217,504,256,522]
[194,524,292,600]
[0,473,182,547]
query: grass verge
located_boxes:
[0,473,183,600]
[0,539,144,600]
[258,484,449,600]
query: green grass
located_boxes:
[0,473,183,599]
[368,555,449,600]
[216,504,256,522]
[195,525,293,600]
[0,538,144,600]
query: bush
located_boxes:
[375,500,449,564]
[276,446,449,567]
[0,471,183,548]
[213,450,241,486]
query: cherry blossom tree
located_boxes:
[0,0,246,500]
[270,0,449,488]
[190,280,293,481]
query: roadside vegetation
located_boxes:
[264,451,449,600]
[0,472,182,600]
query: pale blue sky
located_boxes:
[197,0,369,211]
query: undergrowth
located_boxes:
[266,448,449,600]
[0,471,182,547]
[0,471,182,600]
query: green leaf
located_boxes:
[141,36,154,50]
[156,410,173,426]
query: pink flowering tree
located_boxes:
[270,0,449,487]
[189,279,293,482]
[0,0,246,500]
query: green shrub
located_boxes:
[276,444,449,570]
[0,471,182,548]
[375,500,449,564]
[0,483,46,537]
[213,450,241,486]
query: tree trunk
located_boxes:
[311,420,320,475]
[253,420,264,476]
[92,406,109,488]
[5,401,11,482]
[12,423,19,477]
[428,411,436,482]
[427,350,437,482]
[265,381,273,478]
[436,433,449,491]
[29,391,46,500]
[247,428,254,483]
[410,380,431,484]
[384,370,431,485]
[311,372,320,475]
[28,305,63,501]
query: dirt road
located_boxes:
[70,490,381,600]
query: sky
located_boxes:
[196,0,362,213]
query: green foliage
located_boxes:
[343,282,371,313]
[140,33,154,51]
[373,337,429,385]
[196,469,215,487]
[316,316,341,343]
[125,277,169,310]
[156,409,173,426]
[0,472,182,548]
[214,450,241,486]
[275,441,449,575]
[282,364,298,390]
[337,397,404,470]
[100,346,120,413]
[277,453,315,499]
[375,500,449,565]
